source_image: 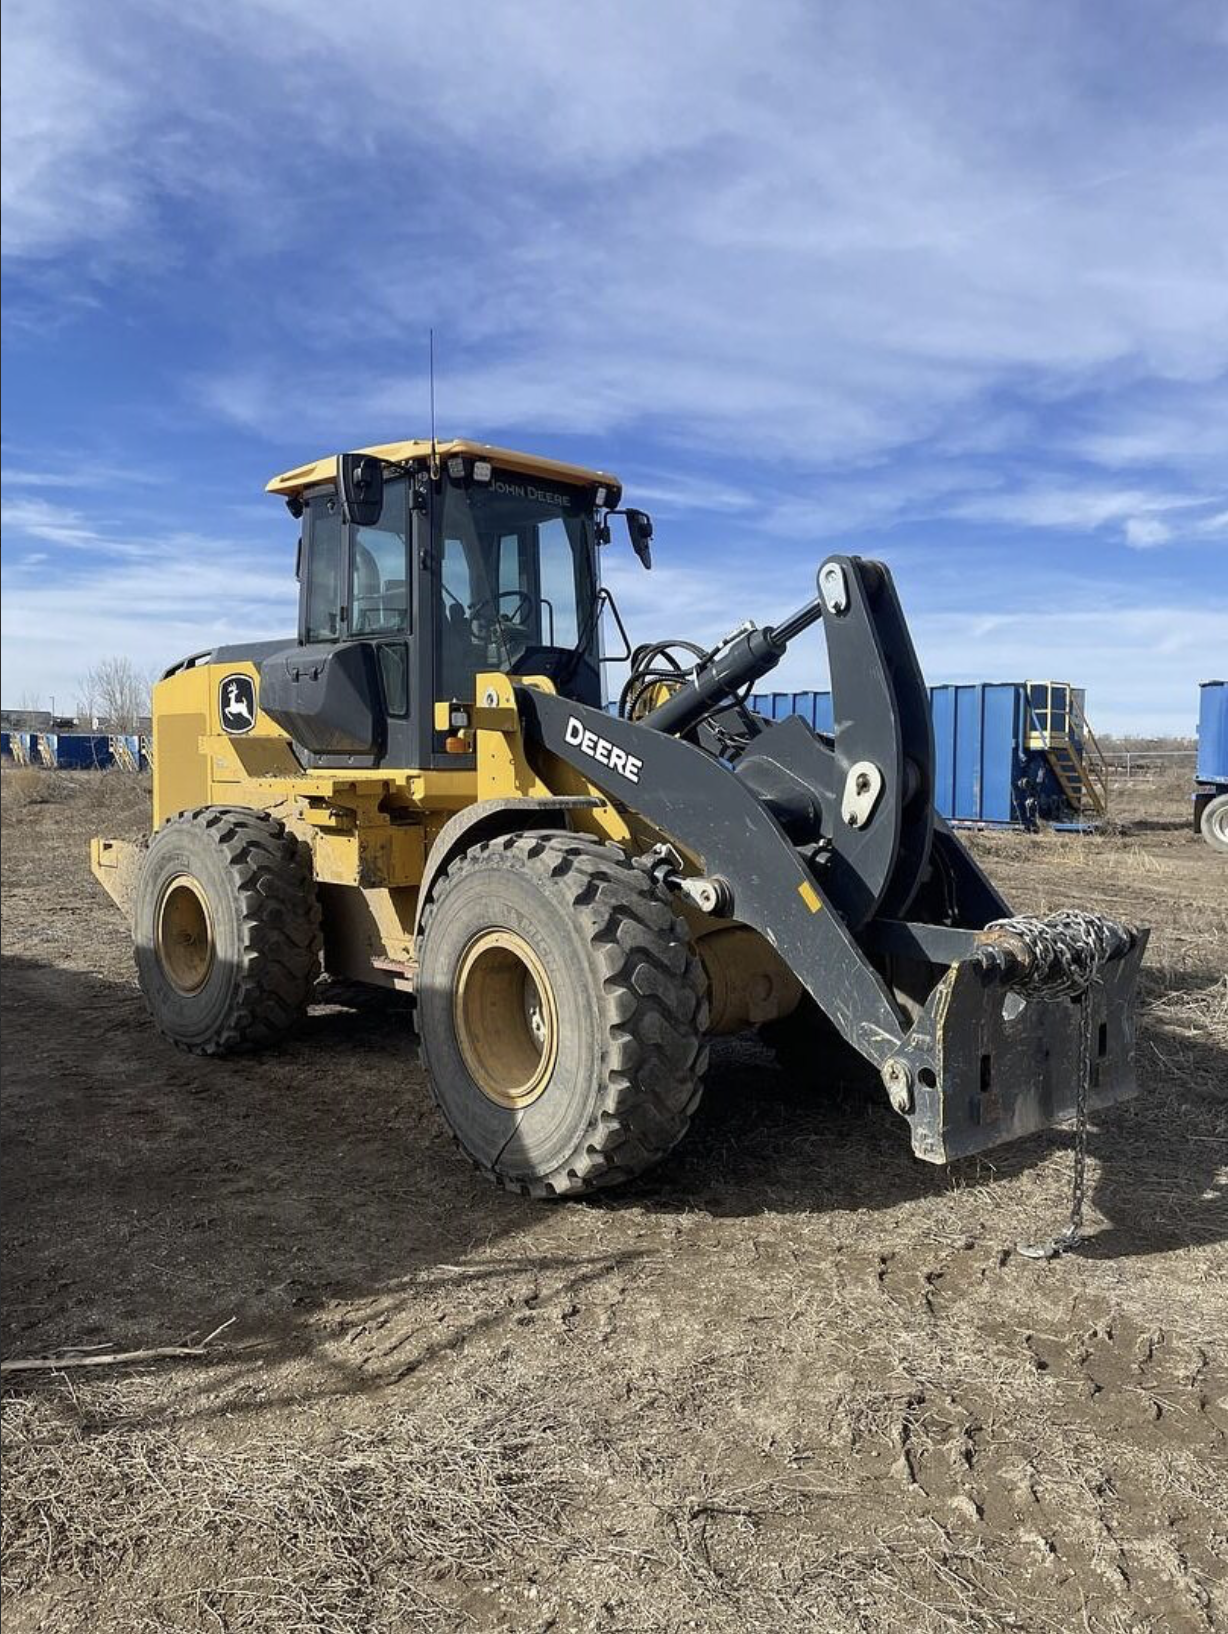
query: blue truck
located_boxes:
[1195,680,1227,852]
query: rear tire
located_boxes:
[133,806,322,1054]
[1200,793,1228,853]
[417,833,709,1196]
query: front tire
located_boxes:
[133,806,322,1054]
[417,833,709,1196]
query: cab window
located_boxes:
[538,517,580,648]
[304,496,343,642]
[351,479,409,636]
[435,470,597,702]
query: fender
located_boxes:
[412,795,601,942]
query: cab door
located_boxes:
[261,477,422,769]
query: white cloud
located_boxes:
[2,0,1226,727]
[1,460,168,490]
[0,0,144,258]
[0,496,106,549]
[949,483,1228,547]
[1124,517,1173,549]
[1068,382,1228,473]
[8,1,1228,466]
[1,540,297,706]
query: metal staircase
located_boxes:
[109,735,140,772]
[1024,681,1109,820]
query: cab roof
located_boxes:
[266,438,621,501]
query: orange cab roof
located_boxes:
[266,438,621,499]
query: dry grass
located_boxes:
[0,765,151,829]
[0,765,81,811]
[2,766,1225,1634]
[2,1378,580,1632]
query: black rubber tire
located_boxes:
[417,833,709,1197]
[1200,793,1228,854]
[133,806,322,1055]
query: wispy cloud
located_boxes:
[0,496,106,549]
[0,531,297,704]
[947,483,1228,544]
[2,0,1226,728]
[1,460,168,490]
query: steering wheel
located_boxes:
[469,588,536,638]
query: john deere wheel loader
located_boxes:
[92,439,1147,1202]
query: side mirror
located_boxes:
[625,507,653,570]
[338,452,384,527]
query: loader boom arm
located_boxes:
[518,554,1146,1163]
[646,556,936,928]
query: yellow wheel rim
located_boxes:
[453,929,559,1109]
[155,874,215,996]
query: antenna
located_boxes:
[428,328,439,478]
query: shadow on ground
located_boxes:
[3,952,1224,1409]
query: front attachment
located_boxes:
[893,924,1148,1163]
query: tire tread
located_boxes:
[419,833,708,1197]
[137,805,322,1056]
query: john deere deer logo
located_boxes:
[219,673,257,735]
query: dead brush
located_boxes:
[1,1377,581,1630]
[0,765,77,811]
[0,766,151,836]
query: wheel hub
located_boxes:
[155,874,215,995]
[453,929,559,1109]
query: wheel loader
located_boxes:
[91,439,1147,1200]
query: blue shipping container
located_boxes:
[1197,681,1227,785]
[749,681,1071,825]
[53,733,118,769]
[2,732,145,770]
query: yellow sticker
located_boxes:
[798,880,823,913]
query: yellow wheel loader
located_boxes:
[92,439,1146,1202]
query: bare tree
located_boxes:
[79,656,150,732]
[75,677,100,730]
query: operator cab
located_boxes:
[258,439,645,772]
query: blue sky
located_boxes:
[2,0,1226,732]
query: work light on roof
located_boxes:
[446,455,466,479]
[472,459,492,483]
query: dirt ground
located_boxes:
[2,767,1225,1633]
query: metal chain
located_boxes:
[984,910,1132,1261]
[1019,991,1093,1260]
